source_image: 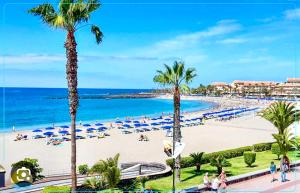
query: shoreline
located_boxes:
[0,97,217,134]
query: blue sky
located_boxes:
[0,0,300,88]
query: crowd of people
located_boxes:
[202,170,227,192]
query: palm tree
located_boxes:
[190,152,204,172]
[272,128,296,158]
[28,1,103,191]
[153,61,196,183]
[91,153,121,192]
[210,155,231,175]
[261,101,300,134]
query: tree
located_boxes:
[271,143,281,160]
[206,85,214,95]
[272,128,296,158]
[190,152,204,172]
[91,153,121,192]
[12,158,44,182]
[261,101,300,134]
[153,61,196,183]
[28,1,103,191]
[210,155,231,175]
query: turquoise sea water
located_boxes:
[0,88,214,132]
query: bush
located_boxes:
[271,143,281,160]
[243,151,256,167]
[11,158,44,182]
[210,155,231,174]
[42,186,71,193]
[78,164,89,175]
[83,177,107,190]
[166,145,253,168]
[253,142,273,152]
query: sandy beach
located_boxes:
[0,96,282,184]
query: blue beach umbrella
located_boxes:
[124,120,132,123]
[95,123,103,126]
[151,118,157,121]
[87,128,96,132]
[75,129,82,132]
[141,123,149,127]
[45,127,55,130]
[133,120,140,123]
[59,130,69,135]
[165,118,171,121]
[43,131,54,136]
[115,121,123,124]
[151,123,160,126]
[60,125,69,128]
[83,124,91,127]
[123,124,131,128]
[97,127,107,132]
[134,123,141,127]
[32,129,42,133]
[162,126,172,130]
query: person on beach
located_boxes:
[211,175,219,192]
[270,161,277,182]
[12,126,16,132]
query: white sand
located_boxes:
[0,96,281,184]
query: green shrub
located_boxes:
[78,164,89,175]
[11,158,44,182]
[271,143,281,160]
[243,151,256,167]
[42,186,71,193]
[83,177,107,190]
[210,155,231,174]
[253,142,273,152]
[166,145,253,169]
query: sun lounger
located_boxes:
[33,135,46,139]
[62,137,71,141]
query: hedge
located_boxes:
[253,142,273,152]
[166,142,273,169]
[243,151,256,167]
[42,186,71,193]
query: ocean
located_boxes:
[0,87,213,132]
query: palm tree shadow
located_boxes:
[182,169,214,182]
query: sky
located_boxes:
[0,0,300,89]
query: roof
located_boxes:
[0,164,5,172]
[232,80,277,86]
[287,78,300,83]
[211,82,229,86]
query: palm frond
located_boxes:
[28,4,58,26]
[91,25,103,44]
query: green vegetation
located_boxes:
[272,128,296,157]
[166,142,272,169]
[146,150,300,191]
[190,152,204,172]
[261,101,300,135]
[243,151,256,167]
[28,0,103,191]
[90,153,121,191]
[210,155,231,174]
[42,185,71,193]
[78,164,89,175]
[12,158,44,182]
[153,61,196,181]
[271,143,281,159]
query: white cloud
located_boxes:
[146,20,242,54]
[217,37,248,44]
[0,54,65,64]
[284,8,300,20]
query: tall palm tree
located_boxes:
[261,101,300,134]
[28,1,103,191]
[153,61,196,183]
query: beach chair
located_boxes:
[62,137,71,141]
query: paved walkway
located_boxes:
[224,168,300,193]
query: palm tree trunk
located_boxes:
[173,86,181,182]
[65,30,78,192]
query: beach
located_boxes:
[0,96,282,184]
